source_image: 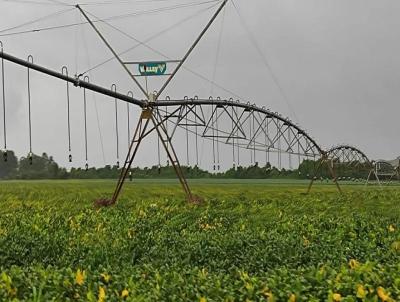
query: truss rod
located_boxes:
[154,99,324,155]
[157,0,228,98]
[76,5,148,99]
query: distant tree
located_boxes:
[19,153,63,179]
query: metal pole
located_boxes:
[157,0,228,98]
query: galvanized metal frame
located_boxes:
[307,145,375,193]
[0,50,327,203]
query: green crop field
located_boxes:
[0,180,399,301]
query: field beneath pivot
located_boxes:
[0,179,399,301]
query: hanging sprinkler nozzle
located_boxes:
[28,152,33,165]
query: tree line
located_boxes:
[0,151,370,180]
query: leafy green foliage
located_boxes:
[0,181,399,301]
[18,153,68,180]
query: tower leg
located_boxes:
[109,109,152,205]
[365,169,373,186]
[151,112,195,203]
[365,168,382,188]
[326,159,342,193]
[102,107,197,206]
[306,159,323,194]
[373,170,382,187]
[307,155,342,194]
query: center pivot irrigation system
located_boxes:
[0,1,390,204]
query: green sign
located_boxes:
[138,62,167,76]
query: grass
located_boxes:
[0,179,399,301]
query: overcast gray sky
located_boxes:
[0,0,399,170]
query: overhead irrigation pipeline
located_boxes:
[2,49,379,199]
[0,51,144,107]
[0,50,324,157]
[0,1,384,203]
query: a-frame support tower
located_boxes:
[77,1,228,204]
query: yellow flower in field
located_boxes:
[391,241,400,252]
[96,223,103,232]
[289,293,296,302]
[302,235,310,247]
[199,268,208,279]
[357,285,366,298]
[101,273,111,283]
[388,225,395,232]
[369,288,375,294]
[349,259,359,269]
[377,287,391,301]
[75,269,86,286]
[121,289,129,299]
[333,293,342,301]
[199,297,207,302]
[245,282,254,291]
[98,286,106,302]
[263,291,274,301]
[8,287,17,297]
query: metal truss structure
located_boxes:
[0,49,325,203]
[326,145,370,166]
[155,98,322,157]
[0,1,394,204]
[307,145,375,193]
[373,160,400,184]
